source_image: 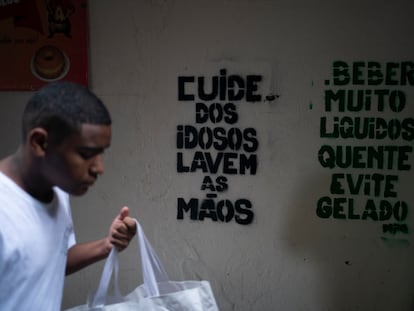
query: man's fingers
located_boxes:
[117,206,129,221]
[109,207,136,252]
[123,217,137,234]
[112,222,135,238]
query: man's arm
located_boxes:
[66,238,111,275]
[66,206,137,275]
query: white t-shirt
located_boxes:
[0,172,76,311]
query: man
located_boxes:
[0,81,136,310]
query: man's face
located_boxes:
[44,123,112,196]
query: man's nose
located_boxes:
[90,155,104,175]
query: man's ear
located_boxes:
[27,128,49,156]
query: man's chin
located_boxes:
[70,186,89,196]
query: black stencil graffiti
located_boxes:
[176,69,262,225]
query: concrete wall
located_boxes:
[0,1,413,310]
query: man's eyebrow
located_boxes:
[78,146,109,153]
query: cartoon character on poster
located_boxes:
[46,0,75,38]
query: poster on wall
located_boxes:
[0,0,88,91]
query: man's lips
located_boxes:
[83,179,96,187]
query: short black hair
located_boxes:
[22,81,111,143]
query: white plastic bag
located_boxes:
[66,219,219,311]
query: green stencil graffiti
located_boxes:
[317,60,413,237]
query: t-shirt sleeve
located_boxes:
[67,223,76,249]
[55,187,77,248]
[66,201,76,249]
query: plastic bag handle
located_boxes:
[136,219,169,296]
[89,218,170,307]
[89,248,122,307]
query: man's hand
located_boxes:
[66,207,137,275]
[108,206,137,251]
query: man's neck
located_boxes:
[0,151,54,203]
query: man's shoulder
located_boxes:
[0,154,15,174]
[0,171,15,193]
